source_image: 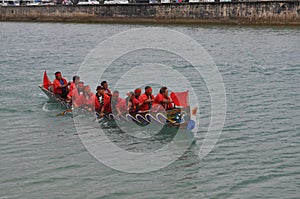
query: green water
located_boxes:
[0,22,299,198]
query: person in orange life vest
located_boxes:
[67,76,80,102]
[72,81,84,101]
[95,86,111,118]
[154,86,174,110]
[111,90,126,116]
[73,85,96,112]
[126,92,134,113]
[128,89,141,113]
[71,82,84,108]
[101,81,112,97]
[53,71,71,99]
[139,86,154,112]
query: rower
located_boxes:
[73,85,95,112]
[53,71,70,99]
[101,81,112,97]
[67,75,80,102]
[75,81,84,99]
[154,86,173,110]
[95,86,111,118]
[111,90,126,115]
[128,89,141,113]
[139,86,154,112]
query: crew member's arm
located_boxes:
[144,99,154,103]
[162,98,172,104]
[116,107,122,116]
[73,101,79,108]
[57,81,71,88]
[99,95,110,118]
[73,95,82,108]
[116,100,124,116]
[127,101,132,111]
[139,100,144,106]
[94,96,100,113]
[106,89,112,97]
[100,106,105,118]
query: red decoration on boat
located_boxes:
[43,70,52,90]
[170,91,189,108]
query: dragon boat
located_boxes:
[39,71,197,131]
[39,84,71,109]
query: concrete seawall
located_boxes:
[0,2,299,25]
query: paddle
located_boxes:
[56,109,72,116]
[57,108,97,118]
[96,111,110,119]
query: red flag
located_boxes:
[192,107,198,115]
[170,91,189,107]
[43,71,52,90]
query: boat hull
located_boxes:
[39,84,71,109]
[39,85,195,131]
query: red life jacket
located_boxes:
[95,93,111,113]
[53,78,67,95]
[129,96,140,113]
[139,93,154,111]
[154,93,173,110]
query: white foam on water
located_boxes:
[42,103,50,112]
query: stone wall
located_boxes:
[0,2,299,25]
